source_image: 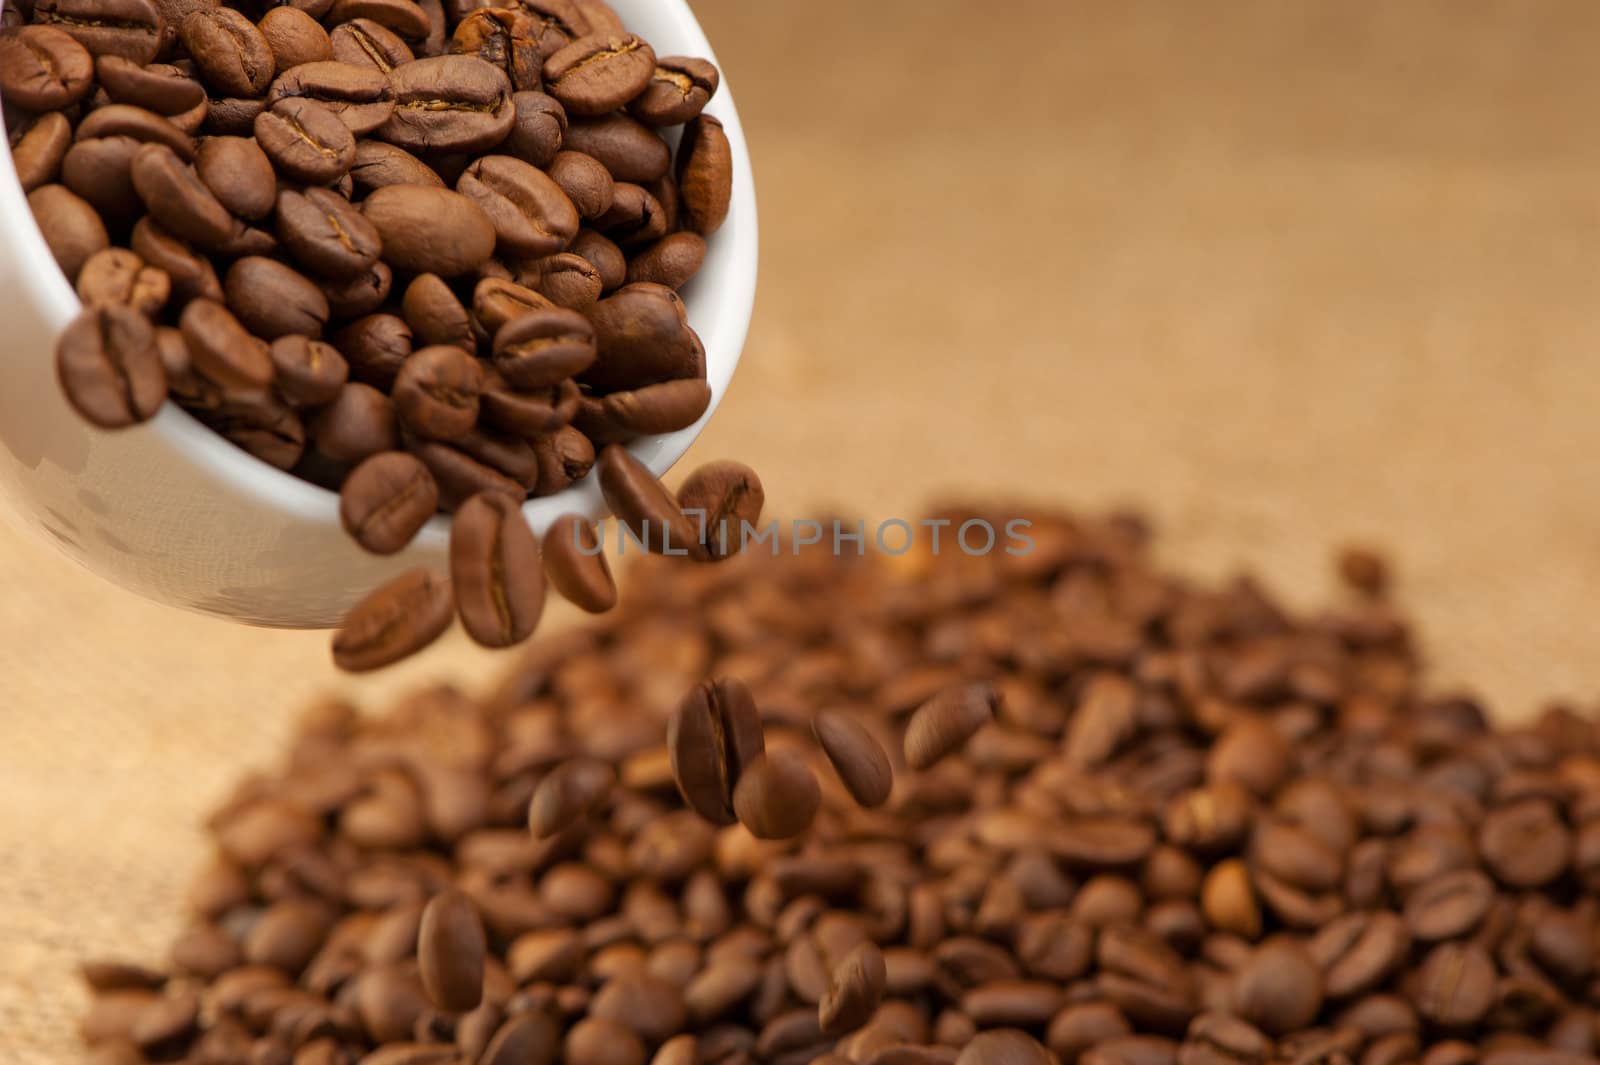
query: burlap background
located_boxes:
[6,1,1600,1058]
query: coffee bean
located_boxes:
[583,283,700,393]
[55,304,166,428]
[450,490,545,647]
[339,450,438,554]
[224,256,330,340]
[267,60,395,134]
[597,181,667,248]
[564,112,669,183]
[676,460,763,560]
[627,56,716,127]
[11,112,72,192]
[1309,911,1409,1000]
[626,232,706,290]
[1403,868,1494,941]
[481,1013,559,1065]
[58,134,142,219]
[411,438,523,510]
[456,153,580,257]
[266,336,347,408]
[192,135,276,222]
[258,6,331,69]
[1479,799,1572,888]
[571,227,625,290]
[450,7,540,90]
[311,382,397,463]
[527,421,592,492]
[492,306,595,388]
[276,185,383,278]
[0,25,94,110]
[904,683,998,770]
[666,676,764,825]
[392,344,483,440]
[542,32,653,116]
[418,889,486,1012]
[819,942,886,1036]
[956,1030,1053,1065]
[1415,941,1496,1029]
[504,89,567,167]
[129,142,236,248]
[323,260,394,320]
[529,757,613,837]
[332,567,453,671]
[517,251,602,309]
[180,8,275,97]
[94,55,204,114]
[1233,937,1322,1036]
[76,248,170,316]
[351,139,444,194]
[328,0,429,41]
[401,274,474,349]
[201,95,266,136]
[378,54,515,154]
[207,390,306,468]
[597,443,705,559]
[676,114,731,236]
[546,149,615,219]
[28,183,109,282]
[329,15,411,71]
[812,711,893,809]
[254,97,356,184]
[733,750,821,841]
[542,513,615,613]
[32,0,162,64]
[363,184,497,276]
[172,298,272,394]
[130,216,222,303]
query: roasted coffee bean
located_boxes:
[311,382,397,463]
[529,757,613,837]
[904,683,998,770]
[11,112,73,192]
[340,450,438,554]
[334,314,412,390]
[0,25,94,110]
[378,55,515,154]
[327,0,429,41]
[269,335,348,406]
[517,251,602,309]
[392,344,484,440]
[60,134,144,219]
[178,298,274,391]
[224,256,330,339]
[571,227,625,290]
[583,283,700,392]
[732,750,821,841]
[627,232,706,290]
[266,61,395,135]
[180,8,275,97]
[457,154,580,256]
[254,97,356,184]
[528,418,592,492]
[76,248,170,316]
[55,304,166,428]
[596,181,666,247]
[564,112,669,183]
[410,439,523,509]
[503,89,567,167]
[94,55,205,114]
[1479,799,1572,888]
[546,149,615,219]
[418,889,486,1012]
[812,711,893,809]
[957,1030,1054,1065]
[450,7,540,90]
[451,425,538,487]
[676,460,763,560]
[1415,941,1496,1029]
[492,306,595,388]
[450,490,545,647]
[28,183,109,282]
[819,942,887,1036]
[629,56,718,126]
[193,135,277,221]
[402,274,475,349]
[350,139,443,193]
[129,142,236,248]
[329,16,411,71]
[201,96,265,136]
[542,513,615,613]
[482,375,578,438]
[276,185,383,278]
[677,114,731,235]
[1310,911,1409,1000]
[474,277,554,334]
[668,676,764,825]
[32,0,162,64]
[258,6,332,69]
[207,390,305,468]
[362,184,497,276]
[597,443,705,559]
[130,217,222,303]
[1234,937,1322,1036]
[1403,869,1494,942]
[331,567,453,671]
[322,260,393,319]
[543,32,653,116]
[76,104,195,160]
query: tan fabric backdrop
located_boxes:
[6,0,1600,1058]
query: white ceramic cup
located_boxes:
[0,0,757,628]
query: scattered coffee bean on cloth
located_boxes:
[6,0,749,668]
[72,503,1600,1064]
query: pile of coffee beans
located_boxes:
[76,503,1600,1065]
[4,0,749,667]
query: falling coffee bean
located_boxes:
[667,676,764,826]
[732,750,821,842]
[904,683,999,770]
[450,490,545,648]
[812,711,893,809]
[542,513,616,613]
[418,889,486,1013]
[331,567,453,672]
